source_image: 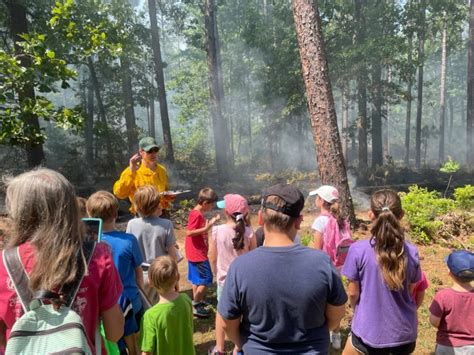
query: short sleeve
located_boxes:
[165,221,176,248]
[97,244,123,312]
[140,310,157,353]
[429,292,445,318]
[417,271,429,292]
[130,236,144,268]
[311,216,328,233]
[408,248,421,284]
[341,245,360,281]
[327,263,348,306]
[187,211,204,231]
[217,263,242,320]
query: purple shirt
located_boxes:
[342,239,421,348]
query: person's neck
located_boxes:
[158,289,179,304]
[194,204,204,212]
[143,160,157,170]
[451,280,473,292]
[102,221,116,233]
[263,226,296,247]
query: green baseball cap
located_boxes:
[139,137,160,152]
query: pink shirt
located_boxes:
[211,224,254,286]
[429,288,474,347]
[412,271,429,301]
[0,242,123,354]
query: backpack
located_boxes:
[320,212,355,269]
[3,241,96,355]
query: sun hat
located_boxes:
[217,194,249,215]
[446,250,474,279]
[261,184,305,218]
[139,137,160,152]
[308,185,339,203]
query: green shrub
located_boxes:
[300,231,313,247]
[454,185,474,209]
[400,185,456,243]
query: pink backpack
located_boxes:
[320,212,355,268]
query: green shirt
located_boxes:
[140,293,195,355]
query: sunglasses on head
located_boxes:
[145,147,160,153]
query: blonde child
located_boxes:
[185,187,220,318]
[140,256,195,355]
[209,194,256,355]
[429,250,474,354]
[342,189,420,355]
[309,185,352,349]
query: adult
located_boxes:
[114,136,173,214]
[217,183,347,354]
[0,168,124,353]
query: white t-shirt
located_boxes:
[311,215,329,233]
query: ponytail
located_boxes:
[323,200,345,229]
[370,189,406,290]
[231,213,246,251]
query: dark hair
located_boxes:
[197,187,218,205]
[322,200,345,229]
[231,213,246,251]
[370,189,406,290]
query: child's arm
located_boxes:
[101,304,125,342]
[217,313,241,350]
[187,215,220,236]
[167,244,177,262]
[135,266,145,290]
[429,313,441,328]
[324,303,346,331]
[209,235,217,274]
[249,233,257,250]
[311,231,323,249]
[347,280,360,309]
[415,290,425,309]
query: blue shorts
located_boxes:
[188,260,213,286]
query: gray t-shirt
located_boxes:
[218,244,347,354]
[126,216,176,263]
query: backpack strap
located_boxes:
[3,247,32,313]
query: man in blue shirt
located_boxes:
[217,184,347,354]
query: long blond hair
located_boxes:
[6,168,86,291]
[370,189,406,291]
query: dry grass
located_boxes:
[175,210,465,355]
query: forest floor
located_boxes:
[173,207,465,355]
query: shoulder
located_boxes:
[155,163,167,174]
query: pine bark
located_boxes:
[120,57,138,152]
[292,0,356,226]
[372,63,383,167]
[405,33,413,166]
[6,0,45,167]
[438,14,447,163]
[467,0,474,165]
[148,0,174,163]
[415,0,425,169]
[341,84,349,161]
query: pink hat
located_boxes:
[308,185,339,203]
[217,194,249,215]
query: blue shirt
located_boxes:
[102,231,144,311]
[218,244,347,354]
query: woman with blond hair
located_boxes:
[0,168,124,353]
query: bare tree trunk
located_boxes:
[245,72,252,157]
[120,57,138,152]
[6,0,45,167]
[85,79,94,163]
[449,97,453,142]
[384,67,391,159]
[438,13,447,163]
[467,0,474,165]
[372,63,383,167]
[292,0,356,226]
[415,0,425,169]
[204,0,231,180]
[341,84,349,160]
[148,0,174,163]
[150,98,156,138]
[355,0,368,172]
[405,33,413,167]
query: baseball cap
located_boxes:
[139,137,160,152]
[217,194,249,215]
[446,250,474,279]
[261,183,305,218]
[308,185,339,203]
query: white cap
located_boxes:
[308,185,339,203]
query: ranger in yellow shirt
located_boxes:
[113,137,173,214]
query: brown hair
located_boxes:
[322,200,345,229]
[133,185,161,217]
[0,217,12,250]
[76,197,88,218]
[148,256,178,292]
[197,187,218,205]
[262,195,297,233]
[86,191,118,222]
[370,189,406,290]
[230,213,246,251]
[6,168,86,291]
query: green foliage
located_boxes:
[400,185,456,243]
[454,185,474,209]
[440,157,460,174]
[300,231,313,247]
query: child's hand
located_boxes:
[209,214,220,226]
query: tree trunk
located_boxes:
[384,67,391,160]
[341,84,349,161]
[355,0,368,172]
[292,0,356,226]
[245,72,252,157]
[467,0,474,165]
[448,97,453,142]
[405,33,413,167]
[148,0,174,163]
[372,63,383,167]
[438,13,447,163]
[150,98,156,138]
[87,57,115,170]
[415,0,425,169]
[6,0,45,167]
[85,79,94,163]
[120,56,138,153]
[204,0,231,180]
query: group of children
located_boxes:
[1,169,473,355]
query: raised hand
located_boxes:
[129,153,141,172]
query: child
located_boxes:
[209,194,256,355]
[429,250,474,354]
[309,185,352,349]
[140,256,195,355]
[126,185,177,303]
[76,196,88,218]
[413,270,429,308]
[342,189,420,355]
[185,187,220,318]
[86,191,145,355]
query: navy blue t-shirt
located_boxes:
[102,231,144,311]
[217,243,347,354]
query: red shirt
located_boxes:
[185,209,209,262]
[429,288,474,347]
[412,271,429,300]
[0,242,123,354]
